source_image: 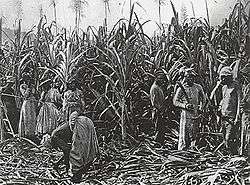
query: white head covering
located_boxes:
[219,66,233,77]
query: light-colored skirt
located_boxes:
[36,102,60,135]
[19,99,37,137]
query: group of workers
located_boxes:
[150,62,250,157]
[0,75,99,183]
[0,59,250,182]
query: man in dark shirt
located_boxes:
[150,73,165,143]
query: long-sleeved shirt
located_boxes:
[173,82,205,118]
[63,88,85,120]
[220,81,241,118]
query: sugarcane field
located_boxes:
[0,0,249,184]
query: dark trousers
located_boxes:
[152,108,165,144]
[222,119,238,155]
[51,122,73,167]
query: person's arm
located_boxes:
[54,89,63,108]
[173,87,186,109]
[150,86,156,108]
[198,85,206,111]
[62,91,68,112]
[38,91,45,107]
[235,84,242,124]
[210,80,222,100]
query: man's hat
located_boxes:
[6,76,15,83]
[219,66,233,77]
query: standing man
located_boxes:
[173,68,205,150]
[150,70,165,143]
[218,66,241,155]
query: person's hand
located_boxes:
[214,80,222,87]
[197,105,203,114]
[234,115,240,125]
[216,105,222,115]
[185,104,194,111]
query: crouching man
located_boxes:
[51,111,99,183]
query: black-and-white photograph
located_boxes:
[0,0,249,184]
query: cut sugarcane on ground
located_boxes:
[0,0,249,184]
[0,136,249,185]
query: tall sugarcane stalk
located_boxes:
[204,0,210,26]
[130,0,132,12]
[238,0,241,46]
[0,96,3,142]
[70,0,88,34]
[39,4,43,19]
[191,1,196,18]
[0,17,2,48]
[104,0,109,32]
[247,6,250,58]
[14,20,22,109]
[53,1,57,34]
[158,0,162,27]
[50,0,58,34]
